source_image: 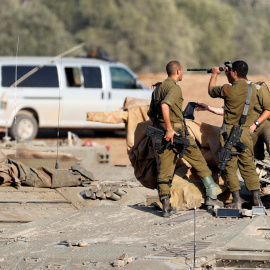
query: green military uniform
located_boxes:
[209,80,261,192]
[148,78,212,199]
[251,82,270,160]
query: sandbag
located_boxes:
[170,166,226,211]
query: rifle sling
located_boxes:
[152,83,161,126]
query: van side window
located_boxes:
[65,67,82,87]
[2,66,59,87]
[110,67,136,89]
[82,67,102,88]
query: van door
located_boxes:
[60,65,108,127]
[108,66,151,110]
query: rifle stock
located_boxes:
[146,125,196,158]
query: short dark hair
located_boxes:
[166,61,181,76]
[232,60,248,78]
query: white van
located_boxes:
[0,57,151,140]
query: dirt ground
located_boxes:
[86,73,270,166]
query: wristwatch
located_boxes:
[254,120,260,128]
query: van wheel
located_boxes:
[10,114,38,141]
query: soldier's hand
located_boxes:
[250,123,257,133]
[195,103,209,111]
[224,66,235,84]
[164,129,179,144]
[211,66,222,75]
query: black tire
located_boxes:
[10,114,38,141]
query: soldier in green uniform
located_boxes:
[147,60,223,217]
[208,60,270,209]
[252,82,270,160]
[196,82,270,160]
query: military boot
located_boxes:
[202,176,223,208]
[161,198,174,218]
[227,190,242,209]
[253,190,263,207]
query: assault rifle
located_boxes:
[217,126,247,172]
[146,125,197,158]
[187,61,231,73]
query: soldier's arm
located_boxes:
[195,103,224,115]
[251,110,270,133]
[208,67,222,95]
[252,84,270,132]
[161,103,178,144]
[257,110,270,123]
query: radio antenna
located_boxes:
[55,56,63,169]
[193,206,197,269]
[14,36,20,160]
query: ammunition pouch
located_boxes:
[202,176,217,200]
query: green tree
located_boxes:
[76,0,198,72]
[174,0,236,67]
[0,0,76,56]
[222,0,270,74]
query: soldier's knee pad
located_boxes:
[202,176,217,200]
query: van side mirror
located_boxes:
[135,78,143,89]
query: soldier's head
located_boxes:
[166,61,183,81]
[232,60,248,79]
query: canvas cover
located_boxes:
[87,97,228,209]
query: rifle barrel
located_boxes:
[187,67,224,73]
[187,68,210,71]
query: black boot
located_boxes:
[253,190,263,207]
[227,190,242,209]
[161,198,174,218]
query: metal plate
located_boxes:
[0,188,76,223]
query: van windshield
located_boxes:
[2,66,59,87]
[110,67,136,89]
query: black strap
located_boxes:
[183,119,189,137]
[157,181,172,187]
[152,83,161,126]
[159,193,171,199]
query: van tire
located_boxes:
[10,114,38,141]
